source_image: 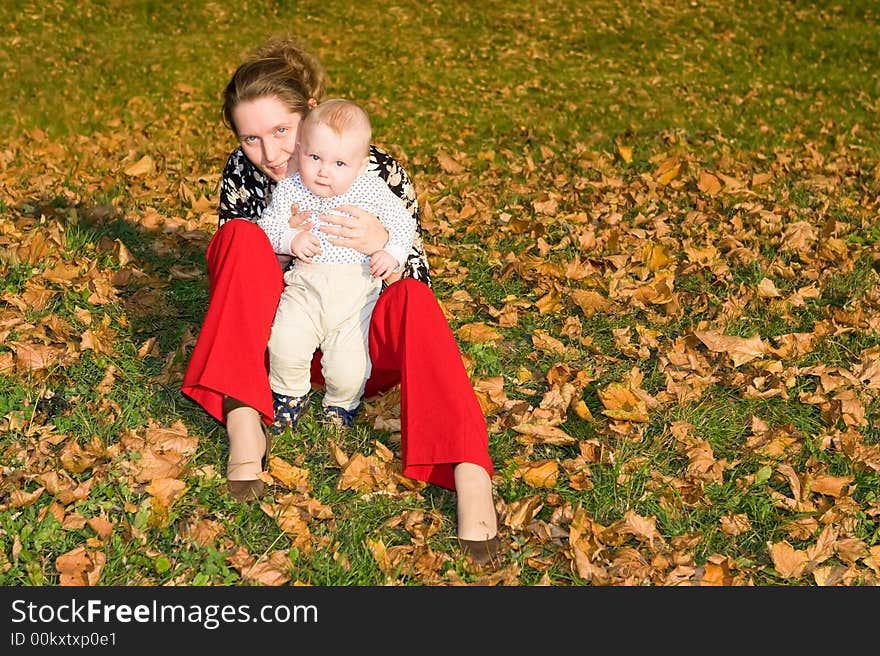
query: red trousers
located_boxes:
[181,219,493,489]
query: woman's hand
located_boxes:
[318,204,389,256]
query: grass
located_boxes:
[1,0,879,587]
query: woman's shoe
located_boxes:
[227,423,272,502]
[458,535,501,566]
[458,507,502,566]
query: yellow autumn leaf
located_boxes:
[654,157,681,185]
[535,290,564,314]
[570,289,611,317]
[145,477,187,507]
[694,330,767,367]
[572,399,595,422]
[239,550,292,586]
[757,277,781,298]
[437,151,464,174]
[512,423,577,444]
[520,460,559,488]
[268,456,312,492]
[642,241,674,270]
[597,382,649,422]
[768,541,809,579]
[456,322,503,343]
[698,171,722,195]
[56,546,105,586]
[809,475,853,498]
[124,155,154,177]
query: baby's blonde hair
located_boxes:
[304,99,372,158]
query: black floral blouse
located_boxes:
[218,145,431,286]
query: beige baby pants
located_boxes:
[268,262,381,412]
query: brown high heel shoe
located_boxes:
[458,534,501,566]
[223,396,272,502]
[458,508,502,566]
[227,423,272,502]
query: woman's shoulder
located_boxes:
[369,143,409,174]
[368,144,414,199]
[365,145,430,286]
[223,146,260,179]
[218,147,275,223]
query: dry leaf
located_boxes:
[698,171,722,195]
[56,546,106,586]
[124,155,154,177]
[520,460,559,488]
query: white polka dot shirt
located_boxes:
[257,172,416,268]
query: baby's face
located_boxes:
[297,122,369,197]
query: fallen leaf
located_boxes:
[56,546,105,586]
[124,155,154,177]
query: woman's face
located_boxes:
[232,96,304,181]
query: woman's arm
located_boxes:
[319,204,390,255]
[319,145,432,286]
[217,148,292,269]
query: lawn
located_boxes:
[1,0,879,587]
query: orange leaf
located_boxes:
[535,290,564,314]
[757,277,781,298]
[239,550,292,586]
[570,289,611,317]
[268,457,312,492]
[56,546,106,586]
[5,487,45,510]
[8,341,68,372]
[145,477,187,507]
[654,157,681,185]
[694,330,767,367]
[698,171,722,195]
[437,152,464,174]
[809,475,853,498]
[456,322,502,344]
[86,516,114,540]
[531,329,568,356]
[124,155,154,177]
[512,423,576,445]
[768,541,808,579]
[521,460,559,488]
[597,382,649,422]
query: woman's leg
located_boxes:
[365,279,498,549]
[223,396,266,493]
[181,220,282,494]
[182,219,283,423]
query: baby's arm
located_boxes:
[256,179,307,256]
[369,249,400,280]
[290,230,321,263]
[372,179,417,270]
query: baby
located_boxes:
[257,99,415,432]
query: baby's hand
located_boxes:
[290,231,321,262]
[370,249,400,280]
[289,203,314,230]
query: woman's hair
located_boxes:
[222,35,327,135]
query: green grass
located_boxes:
[1,0,879,587]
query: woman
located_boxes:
[181,35,499,565]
